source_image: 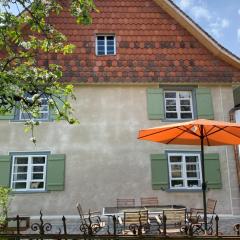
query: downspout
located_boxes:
[229,107,240,188]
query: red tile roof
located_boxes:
[37,0,240,84]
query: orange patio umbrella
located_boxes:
[138,119,240,232]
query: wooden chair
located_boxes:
[118,210,150,235]
[188,198,217,234]
[155,208,186,234]
[140,197,159,206]
[76,202,105,234]
[117,198,135,208]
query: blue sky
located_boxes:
[173,0,240,57]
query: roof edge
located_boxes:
[154,0,240,70]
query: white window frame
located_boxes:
[168,152,202,190]
[11,154,47,192]
[19,95,49,121]
[95,35,116,56]
[164,90,193,120]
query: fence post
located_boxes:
[215,215,219,236]
[62,216,67,235]
[16,214,20,235]
[163,214,167,236]
[113,215,117,236]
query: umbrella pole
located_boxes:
[200,126,207,234]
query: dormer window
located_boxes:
[96,35,116,55]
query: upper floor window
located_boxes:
[96,35,116,55]
[164,91,193,120]
[11,154,47,191]
[18,95,49,121]
[168,153,202,190]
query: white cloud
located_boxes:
[191,6,211,21]
[208,18,230,38]
[238,9,240,15]
[177,0,192,10]
[237,28,240,42]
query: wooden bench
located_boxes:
[140,197,159,206]
[117,198,135,208]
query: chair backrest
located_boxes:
[123,210,148,228]
[140,197,159,206]
[76,202,85,221]
[207,199,217,214]
[117,198,135,207]
[163,208,186,225]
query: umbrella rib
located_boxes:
[205,126,229,137]
[208,125,240,139]
[205,125,216,135]
[166,127,188,144]
[180,125,201,138]
[138,126,180,139]
[203,126,211,146]
[166,125,201,144]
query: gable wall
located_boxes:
[36,0,240,84]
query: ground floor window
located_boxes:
[11,154,47,191]
[168,152,202,189]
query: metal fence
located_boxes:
[0,211,240,239]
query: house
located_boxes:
[0,0,240,217]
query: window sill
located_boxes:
[161,118,195,123]
[166,189,202,192]
[12,190,48,194]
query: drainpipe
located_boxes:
[229,107,240,188]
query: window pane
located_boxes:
[186,164,197,171]
[97,36,104,41]
[171,180,183,187]
[13,174,27,181]
[33,166,44,172]
[186,156,198,162]
[181,106,191,111]
[107,36,114,41]
[107,46,114,54]
[172,171,182,178]
[32,173,43,180]
[97,40,105,46]
[179,92,191,98]
[165,92,176,98]
[30,182,44,189]
[166,112,178,118]
[166,106,176,111]
[13,182,26,189]
[170,156,182,162]
[166,99,176,106]
[181,113,192,119]
[14,166,28,173]
[15,157,28,164]
[187,180,200,187]
[32,157,45,164]
[180,99,190,105]
[20,113,32,120]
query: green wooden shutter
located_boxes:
[205,153,222,189]
[196,88,214,119]
[233,86,240,107]
[47,154,65,191]
[151,154,168,190]
[0,108,15,120]
[50,96,65,121]
[147,88,164,120]
[0,155,11,187]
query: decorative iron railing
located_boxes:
[0,210,240,239]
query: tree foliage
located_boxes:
[0,0,96,140]
[0,187,10,227]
